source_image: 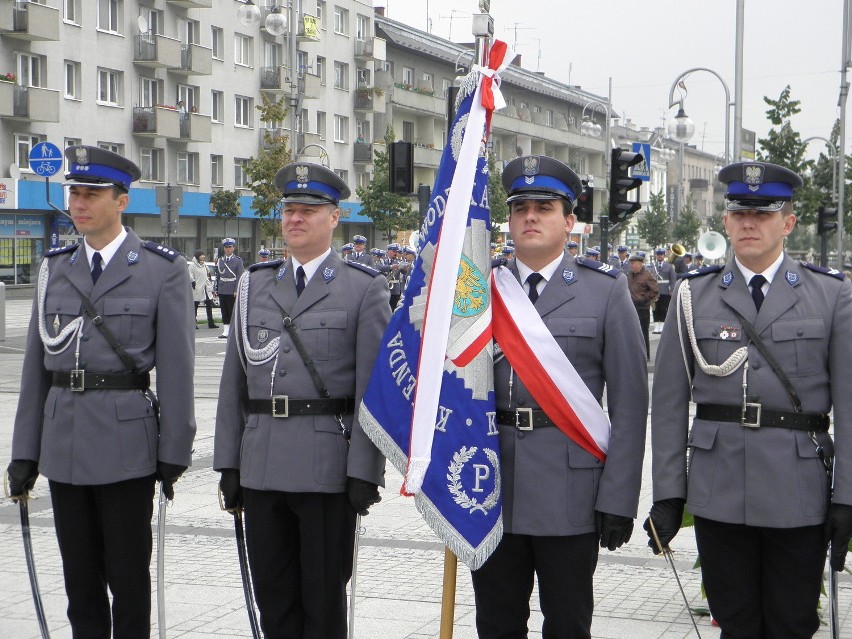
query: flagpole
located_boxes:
[438,4,494,639]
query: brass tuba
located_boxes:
[667,243,686,264]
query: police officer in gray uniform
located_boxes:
[348,235,373,266]
[650,247,675,333]
[471,155,648,639]
[215,237,245,339]
[7,146,196,638]
[214,162,390,639]
[645,161,852,638]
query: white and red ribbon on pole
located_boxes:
[491,267,610,461]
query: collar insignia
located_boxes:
[323,266,335,282]
[562,268,574,283]
[722,271,733,287]
[277,265,288,281]
[127,250,139,264]
[785,270,799,285]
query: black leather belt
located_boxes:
[696,403,829,432]
[52,371,150,392]
[496,408,556,431]
[248,396,355,418]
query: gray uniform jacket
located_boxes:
[216,255,244,296]
[11,229,196,484]
[213,252,390,492]
[649,259,675,296]
[348,251,374,267]
[651,255,852,528]
[496,254,649,536]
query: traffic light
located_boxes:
[388,141,414,194]
[817,204,838,235]
[574,180,594,223]
[609,148,643,222]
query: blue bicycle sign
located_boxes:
[29,142,63,177]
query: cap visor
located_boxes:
[725,198,786,212]
[507,193,568,203]
[282,194,336,205]
[63,178,116,188]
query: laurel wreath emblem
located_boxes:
[447,446,501,514]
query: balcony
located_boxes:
[1,85,59,122]
[413,144,442,169]
[260,128,288,150]
[354,142,375,164]
[133,34,182,70]
[354,37,386,62]
[172,43,213,76]
[179,112,212,143]
[390,84,444,114]
[0,0,59,41]
[300,73,322,100]
[260,66,285,92]
[166,0,212,7]
[132,106,181,139]
[354,88,375,112]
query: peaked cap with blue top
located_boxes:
[718,161,803,211]
[64,145,141,191]
[502,155,583,205]
[274,161,351,205]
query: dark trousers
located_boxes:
[389,294,400,311]
[243,488,356,639]
[635,306,650,359]
[194,298,216,327]
[471,532,599,639]
[49,476,156,639]
[219,293,236,325]
[694,516,825,639]
[653,294,671,323]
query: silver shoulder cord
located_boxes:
[36,258,85,356]
[235,270,281,396]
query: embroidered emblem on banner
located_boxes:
[454,257,488,317]
[447,446,501,515]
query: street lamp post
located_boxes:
[666,104,695,223]
[803,136,839,203]
[581,98,613,260]
[667,68,732,165]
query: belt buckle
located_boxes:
[271,395,289,418]
[69,369,85,392]
[742,402,761,429]
[515,408,534,431]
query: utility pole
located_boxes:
[837,0,850,267]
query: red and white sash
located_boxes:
[491,266,610,461]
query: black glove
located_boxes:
[219,469,243,511]
[7,459,39,501]
[643,498,686,554]
[825,503,852,571]
[346,477,381,516]
[156,462,186,501]
[595,511,634,551]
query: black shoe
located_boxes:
[209,324,219,329]
[196,326,199,330]
[218,334,228,339]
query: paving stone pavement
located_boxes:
[0,295,849,638]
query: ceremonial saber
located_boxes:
[157,482,168,639]
[828,544,839,639]
[233,509,261,639]
[439,548,458,639]
[648,518,702,638]
[348,514,363,639]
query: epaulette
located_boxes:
[44,244,79,258]
[575,257,621,278]
[491,257,508,269]
[346,261,382,277]
[681,265,724,279]
[249,259,284,272]
[800,261,846,280]
[141,241,181,262]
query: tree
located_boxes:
[488,152,508,241]
[636,191,671,251]
[707,205,726,235]
[356,126,418,241]
[210,190,240,237]
[244,94,292,241]
[672,196,701,249]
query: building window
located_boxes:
[97,0,121,33]
[16,134,44,170]
[355,119,370,143]
[235,95,252,127]
[98,142,123,154]
[334,169,348,185]
[211,90,224,123]
[64,0,80,24]
[97,68,121,106]
[316,111,326,140]
[546,109,554,126]
[356,14,369,40]
[143,8,160,35]
[441,78,451,99]
[178,18,198,46]
[333,114,348,143]
[16,53,43,88]
[234,158,250,189]
[177,152,198,185]
[64,61,81,99]
[211,155,223,187]
[211,26,224,60]
[356,67,370,87]
[316,56,326,84]
[234,33,252,67]
[64,138,81,149]
[317,1,326,29]
[402,121,414,143]
[177,84,196,111]
[333,6,348,34]
[420,72,433,92]
[333,61,348,90]
[402,66,414,87]
[356,172,370,190]
[140,77,159,108]
[139,148,162,182]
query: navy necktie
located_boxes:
[750,274,766,311]
[91,252,103,284]
[526,272,544,304]
[296,266,306,296]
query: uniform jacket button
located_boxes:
[283,346,290,353]
[797,328,804,337]
[517,397,526,406]
[279,369,287,377]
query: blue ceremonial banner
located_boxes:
[359,43,512,570]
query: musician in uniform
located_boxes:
[650,247,675,334]
[215,237,245,339]
[472,155,648,639]
[341,242,354,261]
[7,146,196,638]
[257,248,271,263]
[383,243,405,310]
[214,161,389,639]
[349,235,373,265]
[616,245,631,272]
[566,240,579,257]
[645,161,852,638]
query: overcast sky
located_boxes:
[378,0,844,163]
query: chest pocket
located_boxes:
[299,310,348,360]
[103,297,150,346]
[43,296,83,337]
[247,307,283,350]
[771,318,825,377]
[694,318,744,365]
[545,317,597,372]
